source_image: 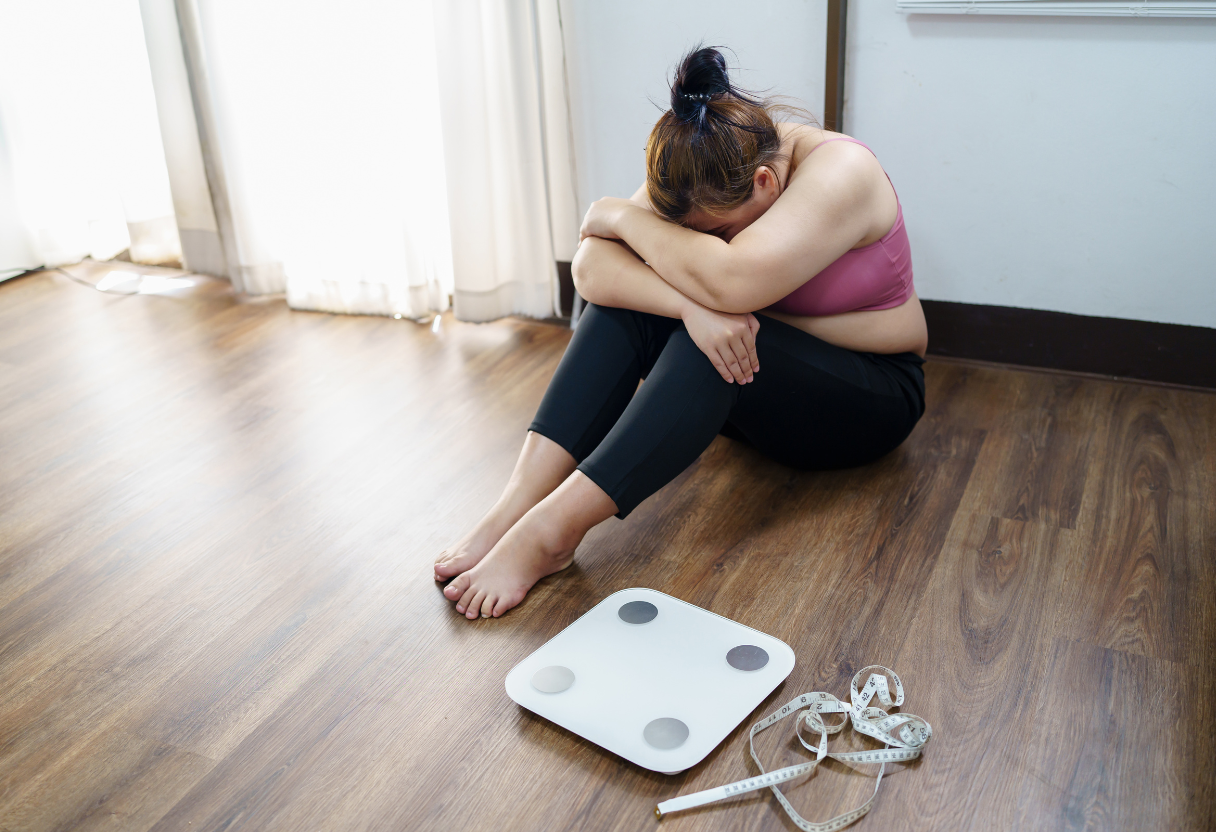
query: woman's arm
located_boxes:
[572,236,759,384]
[581,143,882,314]
[572,183,693,319]
[572,236,690,320]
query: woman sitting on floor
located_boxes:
[434,46,928,619]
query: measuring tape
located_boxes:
[656,665,931,830]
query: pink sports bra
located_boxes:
[767,138,914,317]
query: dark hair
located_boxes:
[645,46,801,223]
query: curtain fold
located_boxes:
[0,0,182,276]
[139,0,227,278]
[172,0,453,308]
[434,0,564,322]
[159,0,577,322]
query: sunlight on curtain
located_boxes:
[434,1,563,322]
[184,0,453,313]
[179,0,571,321]
[0,0,181,274]
[138,0,227,278]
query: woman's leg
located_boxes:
[444,325,740,618]
[445,470,619,618]
[719,314,926,470]
[434,303,679,580]
[444,317,925,620]
[434,432,577,580]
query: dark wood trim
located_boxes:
[824,0,848,132]
[557,260,575,318]
[926,354,1216,396]
[923,299,1216,390]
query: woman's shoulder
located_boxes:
[787,129,884,189]
[777,130,892,229]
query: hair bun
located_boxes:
[670,46,731,122]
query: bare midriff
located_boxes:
[761,292,928,358]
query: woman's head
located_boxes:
[645,47,788,233]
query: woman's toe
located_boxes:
[480,594,496,618]
[434,553,450,580]
[443,573,469,601]
[465,590,487,620]
[456,583,480,613]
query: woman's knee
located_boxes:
[664,326,710,366]
[578,302,622,328]
[669,327,752,387]
[579,303,661,342]
[582,302,620,319]
[654,327,740,390]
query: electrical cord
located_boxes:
[0,263,117,290]
[52,267,109,290]
[0,265,102,289]
[46,263,195,295]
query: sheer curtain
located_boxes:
[161,0,576,321]
[0,0,182,278]
[434,1,571,321]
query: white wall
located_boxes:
[846,9,1216,328]
[558,0,828,220]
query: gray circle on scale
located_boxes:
[643,717,689,750]
[618,600,658,624]
[726,644,770,671]
[531,665,575,694]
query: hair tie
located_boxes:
[681,92,712,102]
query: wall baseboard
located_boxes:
[922,300,1215,390]
[556,263,1214,389]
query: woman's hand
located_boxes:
[681,301,760,384]
[579,197,635,242]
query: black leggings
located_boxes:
[529,303,926,518]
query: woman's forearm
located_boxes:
[574,234,762,385]
[612,203,736,309]
[571,236,696,320]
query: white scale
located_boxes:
[505,588,795,774]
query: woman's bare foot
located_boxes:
[434,432,579,582]
[433,503,516,582]
[443,472,618,619]
[443,510,576,619]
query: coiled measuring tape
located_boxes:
[656,665,931,830]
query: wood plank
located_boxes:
[1,728,212,832]
[884,513,1073,829]
[1013,640,1206,831]
[958,375,1107,530]
[1,267,1213,831]
[1054,384,1216,663]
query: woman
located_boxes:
[435,47,927,620]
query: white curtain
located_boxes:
[434,1,572,321]
[0,0,182,278]
[164,0,576,321]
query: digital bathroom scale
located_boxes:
[505,588,795,774]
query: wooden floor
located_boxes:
[1,263,1213,832]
